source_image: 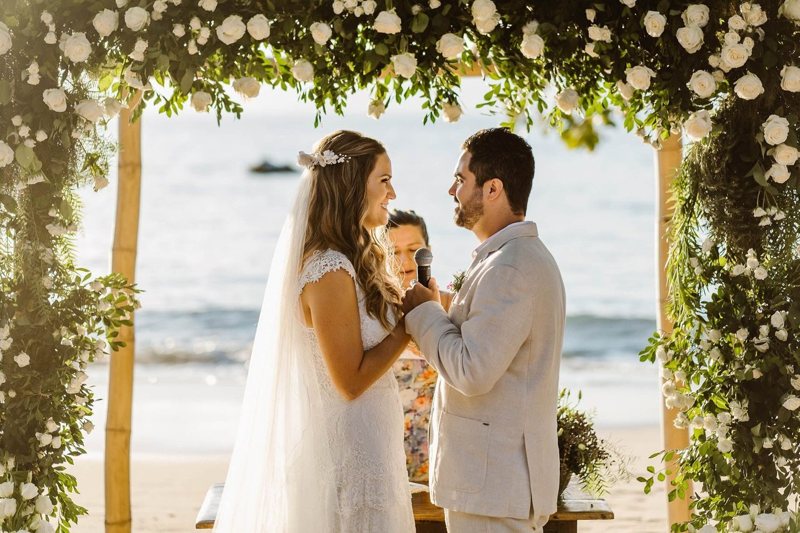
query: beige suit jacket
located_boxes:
[406,221,565,520]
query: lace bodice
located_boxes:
[297,249,414,532]
[299,249,396,352]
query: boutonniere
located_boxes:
[448,270,466,293]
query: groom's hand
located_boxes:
[402,278,440,314]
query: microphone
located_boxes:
[414,248,433,288]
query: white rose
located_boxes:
[75,100,105,123]
[734,72,764,100]
[762,115,790,146]
[586,8,596,21]
[625,65,656,91]
[776,329,789,341]
[93,9,119,37]
[643,11,667,37]
[428,0,440,8]
[233,77,260,99]
[45,418,58,433]
[191,91,212,112]
[391,52,417,79]
[14,352,30,367]
[783,394,800,411]
[728,14,747,30]
[173,24,185,37]
[682,4,710,27]
[199,0,217,11]
[520,32,544,59]
[771,310,786,329]
[217,15,246,45]
[781,0,800,23]
[374,10,402,34]
[616,80,634,100]
[437,33,465,60]
[124,7,149,31]
[442,102,463,123]
[291,59,314,82]
[35,495,53,515]
[0,482,12,498]
[363,0,377,14]
[717,437,733,453]
[0,22,11,56]
[688,70,716,98]
[766,163,791,184]
[20,482,38,500]
[743,4,768,26]
[45,31,57,44]
[772,144,799,166]
[310,22,333,45]
[620,0,636,7]
[720,43,749,70]
[781,65,800,92]
[247,15,271,41]
[0,498,16,519]
[588,25,612,42]
[755,513,782,533]
[332,0,344,14]
[0,141,13,168]
[474,15,499,34]
[368,99,385,119]
[556,88,579,114]
[733,514,754,532]
[63,32,92,63]
[724,31,741,45]
[472,0,497,21]
[51,436,62,449]
[676,25,704,54]
[683,109,712,141]
[129,38,148,61]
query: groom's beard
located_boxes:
[454,189,484,229]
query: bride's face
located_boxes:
[363,153,395,229]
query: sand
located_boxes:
[69,425,670,532]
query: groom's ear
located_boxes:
[484,177,505,201]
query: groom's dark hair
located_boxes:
[462,128,534,216]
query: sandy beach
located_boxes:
[70,425,667,532]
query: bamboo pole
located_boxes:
[656,133,692,527]
[105,99,142,533]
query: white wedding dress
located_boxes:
[298,249,415,533]
[213,174,413,532]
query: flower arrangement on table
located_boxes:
[557,389,628,498]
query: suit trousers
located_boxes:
[444,509,550,533]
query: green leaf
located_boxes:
[0,80,11,105]
[411,13,429,33]
[15,144,37,171]
[180,69,195,95]
[375,43,389,56]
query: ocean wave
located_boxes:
[127,309,656,365]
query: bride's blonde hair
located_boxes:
[303,130,402,329]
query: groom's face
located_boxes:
[450,151,484,230]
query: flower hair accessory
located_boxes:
[297,149,351,169]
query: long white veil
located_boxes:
[214,172,337,531]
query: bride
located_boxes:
[213,130,416,532]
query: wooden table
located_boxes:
[196,478,613,532]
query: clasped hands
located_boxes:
[402,277,441,315]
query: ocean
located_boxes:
[75,79,663,455]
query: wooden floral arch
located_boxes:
[1,1,799,532]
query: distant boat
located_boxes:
[249,159,296,174]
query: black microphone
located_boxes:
[414,248,433,288]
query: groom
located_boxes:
[402,128,565,532]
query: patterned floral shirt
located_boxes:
[393,349,437,483]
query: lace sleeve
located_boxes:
[298,249,357,294]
